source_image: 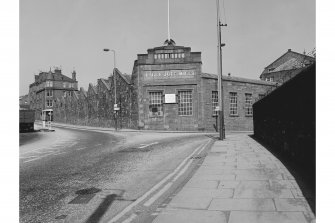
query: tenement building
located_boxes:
[130,41,276,131]
[260,49,315,84]
[29,68,78,119]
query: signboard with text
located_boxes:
[143,70,196,82]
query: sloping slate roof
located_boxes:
[262,50,315,75]
[100,78,111,90]
[37,71,75,83]
[114,68,131,84]
[201,73,277,86]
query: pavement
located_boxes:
[152,134,315,223]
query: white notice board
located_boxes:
[165,94,176,103]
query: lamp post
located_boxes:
[103,48,118,130]
[216,0,226,140]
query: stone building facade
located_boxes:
[260,49,315,84]
[28,68,78,119]
[52,69,133,129]
[130,43,276,131]
[37,43,276,131]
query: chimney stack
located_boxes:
[288,49,291,52]
[228,73,231,77]
[72,70,76,80]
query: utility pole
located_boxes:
[216,0,226,140]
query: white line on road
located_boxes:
[121,214,137,223]
[52,152,67,156]
[107,139,211,223]
[95,144,103,146]
[23,157,42,163]
[76,147,86,150]
[138,142,158,149]
[144,182,173,206]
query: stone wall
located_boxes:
[253,64,315,194]
[201,76,276,131]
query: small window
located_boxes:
[229,92,238,116]
[178,91,193,116]
[154,54,157,59]
[171,54,174,59]
[63,82,67,88]
[46,81,53,87]
[258,94,265,100]
[46,100,53,107]
[245,93,253,116]
[46,90,53,97]
[181,53,185,58]
[212,91,218,116]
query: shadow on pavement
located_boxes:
[250,134,315,214]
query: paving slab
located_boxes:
[167,195,213,209]
[208,198,276,211]
[152,134,315,223]
[228,211,308,223]
[184,179,219,189]
[175,187,233,199]
[152,209,227,223]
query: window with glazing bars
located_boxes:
[46,90,53,97]
[46,100,53,107]
[229,92,238,116]
[149,92,163,116]
[178,91,192,116]
[245,93,253,116]
[212,91,218,116]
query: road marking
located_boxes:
[95,143,103,146]
[121,214,137,223]
[144,182,173,206]
[76,147,86,150]
[23,157,42,163]
[107,139,211,223]
[172,160,193,182]
[20,156,38,159]
[138,142,158,149]
[52,152,67,156]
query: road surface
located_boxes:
[20,125,214,223]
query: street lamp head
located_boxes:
[103,48,110,52]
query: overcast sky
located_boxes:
[20,0,315,95]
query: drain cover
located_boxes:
[75,187,101,195]
[69,187,102,204]
[55,215,67,220]
[69,193,96,204]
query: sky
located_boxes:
[19,0,315,95]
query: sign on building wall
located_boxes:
[143,70,195,81]
[165,94,176,103]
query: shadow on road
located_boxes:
[250,134,315,214]
[85,194,117,223]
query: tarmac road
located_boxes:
[19,125,213,223]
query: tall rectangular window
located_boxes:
[178,91,192,116]
[229,92,238,116]
[46,90,53,97]
[245,93,253,116]
[46,100,53,107]
[149,92,163,116]
[212,91,218,116]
